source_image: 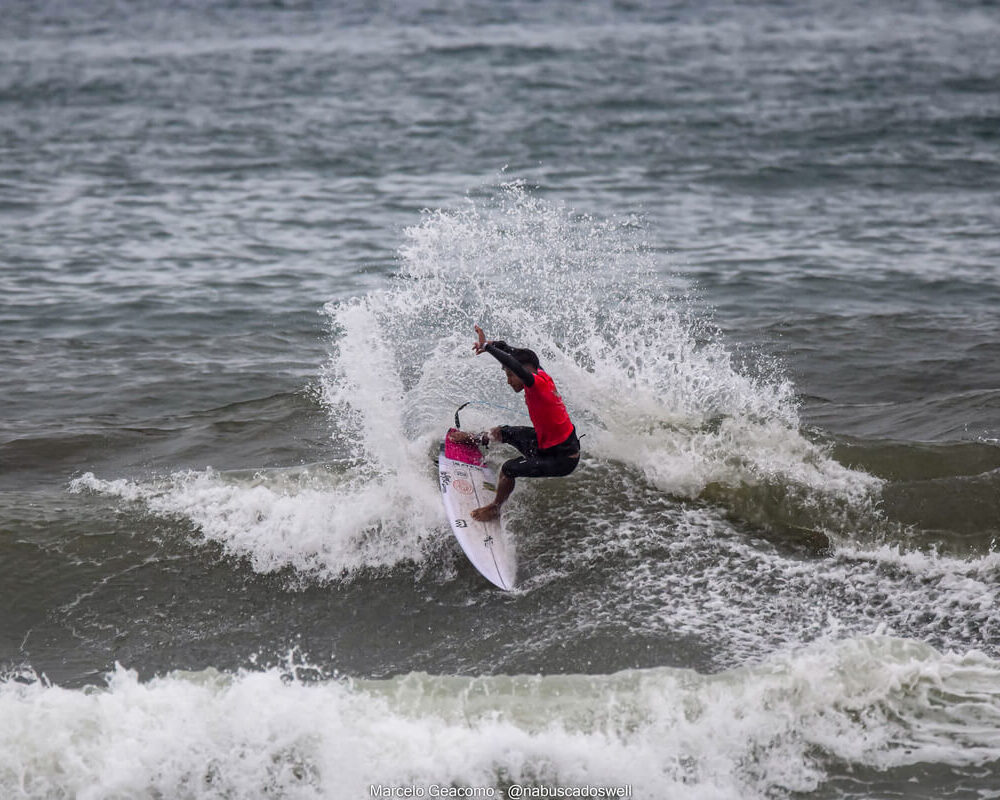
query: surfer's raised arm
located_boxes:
[472,325,535,387]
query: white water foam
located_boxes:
[2,637,999,800]
[628,512,1000,663]
[69,466,440,580]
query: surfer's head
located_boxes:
[510,347,539,371]
[504,367,525,392]
[490,341,539,392]
[504,348,539,392]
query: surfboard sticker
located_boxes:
[438,428,516,590]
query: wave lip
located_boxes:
[3,637,999,799]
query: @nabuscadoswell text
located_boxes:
[370,786,633,798]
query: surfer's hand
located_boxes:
[449,430,490,448]
[473,325,488,354]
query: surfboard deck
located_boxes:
[438,428,516,590]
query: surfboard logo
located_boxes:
[452,478,474,496]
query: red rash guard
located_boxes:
[524,369,575,449]
[483,343,575,450]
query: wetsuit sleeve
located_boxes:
[484,343,535,387]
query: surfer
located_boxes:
[449,325,580,521]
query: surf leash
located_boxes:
[454,400,531,428]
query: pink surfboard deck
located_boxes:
[443,429,485,466]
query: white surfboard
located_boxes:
[438,428,517,590]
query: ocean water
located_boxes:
[3,0,1000,797]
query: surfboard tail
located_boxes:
[443,428,485,466]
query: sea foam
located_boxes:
[3,637,999,799]
[69,466,439,580]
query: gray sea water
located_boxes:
[3,1,1000,797]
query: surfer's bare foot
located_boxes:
[471,503,500,521]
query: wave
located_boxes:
[70,185,887,586]
[2,637,999,800]
[318,183,881,535]
[59,186,1000,675]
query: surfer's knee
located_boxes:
[500,460,522,482]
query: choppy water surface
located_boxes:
[2,1,1000,797]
